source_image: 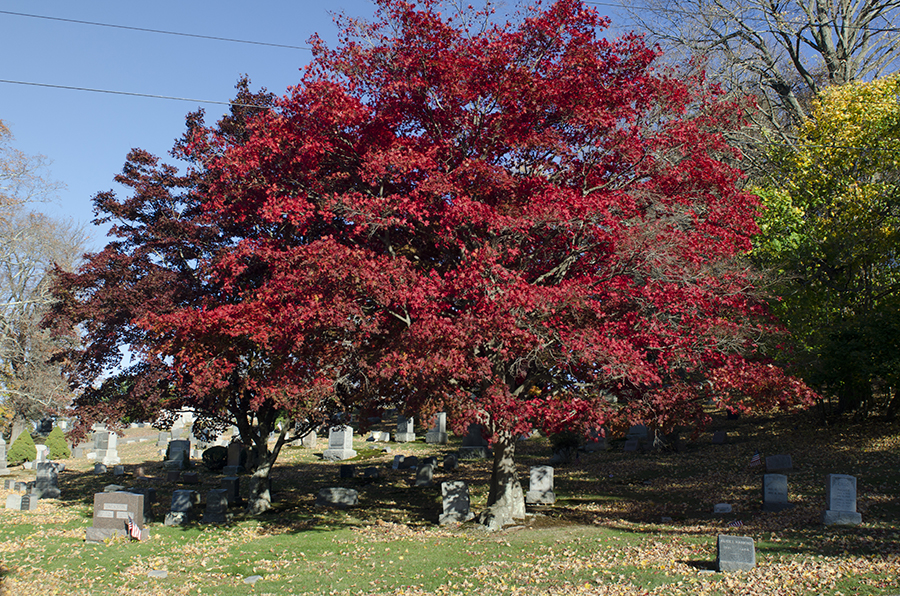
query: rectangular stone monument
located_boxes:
[0,437,9,476]
[717,535,755,572]
[300,430,317,449]
[226,442,245,472]
[440,481,475,524]
[392,455,404,469]
[202,489,230,524]
[762,474,793,512]
[583,429,608,452]
[526,465,556,505]
[322,426,357,461]
[626,424,648,441]
[459,424,489,459]
[221,476,241,506]
[91,431,120,465]
[86,492,146,542]
[167,439,191,465]
[415,463,434,487]
[367,431,391,442]
[165,489,199,526]
[765,454,792,473]
[395,416,416,442]
[623,439,639,452]
[5,494,38,511]
[32,467,60,499]
[156,432,171,448]
[823,474,862,525]
[425,413,448,445]
[315,487,358,508]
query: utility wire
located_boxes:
[0,79,273,109]
[0,9,312,51]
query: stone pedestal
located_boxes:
[395,416,416,443]
[425,413,448,445]
[322,426,357,461]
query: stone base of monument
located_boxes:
[458,446,489,460]
[394,433,416,442]
[822,509,862,525]
[315,487,358,508]
[85,526,150,542]
[322,448,357,461]
[525,490,556,505]
[425,431,448,444]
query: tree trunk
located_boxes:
[245,425,286,515]
[477,429,525,530]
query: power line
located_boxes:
[0,9,312,51]
[0,79,273,109]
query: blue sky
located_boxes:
[1,1,626,251]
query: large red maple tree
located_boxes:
[51,0,814,520]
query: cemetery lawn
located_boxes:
[0,412,898,596]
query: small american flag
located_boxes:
[727,520,743,527]
[127,516,142,541]
[749,451,762,467]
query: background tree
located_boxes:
[0,120,79,442]
[623,0,900,174]
[157,0,813,525]
[753,74,900,418]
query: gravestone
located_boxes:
[226,442,246,472]
[399,455,419,470]
[86,492,147,542]
[223,465,241,477]
[583,429,608,452]
[395,416,416,442]
[166,439,191,469]
[0,437,9,476]
[202,489,230,524]
[712,431,727,445]
[415,463,434,487]
[443,454,458,471]
[94,463,107,475]
[91,430,120,465]
[714,503,732,513]
[623,439,639,452]
[113,465,125,476]
[762,474,793,512]
[459,424,489,460]
[5,494,38,511]
[392,455,404,469]
[165,489,199,526]
[717,535,755,572]
[32,467,60,499]
[765,454,792,473]
[440,481,475,524]
[182,472,199,484]
[322,426,357,461]
[221,476,241,506]
[363,466,381,479]
[822,474,862,525]
[367,431,391,442]
[340,465,356,479]
[156,432,171,448]
[425,413,448,445]
[300,430,317,450]
[626,425,648,441]
[315,487,358,508]
[526,465,556,505]
[34,444,49,463]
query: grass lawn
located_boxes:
[1,410,898,595]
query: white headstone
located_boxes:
[395,416,416,442]
[525,465,556,505]
[439,481,475,524]
[823,474,862,525]
[322,426,357,461]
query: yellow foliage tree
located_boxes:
[754,75,900,417]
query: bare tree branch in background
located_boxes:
[620,0,900,177]
[0,120,85,439]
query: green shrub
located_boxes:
[45,426,71,459]
[202,445,228,471]
[7,431,37,465]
